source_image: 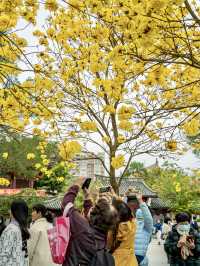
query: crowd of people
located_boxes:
[0,177,199,266]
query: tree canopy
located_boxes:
[1,0,200,191]
[0,134,58,180]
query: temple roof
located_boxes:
[44,196,63,210]
[44,177,157,210]
[150,198,170,209]
[96,176,157,198]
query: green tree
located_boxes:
[35,163,72,194]
[125,161,148,178]
[0,134,58,181]
[146,163,200,213]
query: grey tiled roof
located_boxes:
[43,178,157,210]
[44,196,63,210]
[150,198,170,209]
[98,177,157,198]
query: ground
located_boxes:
[148,239,168,266]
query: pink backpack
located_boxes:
[47,203,73,264]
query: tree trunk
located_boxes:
[110,166,119,194]
[109,149,119,194]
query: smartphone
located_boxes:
[99,186,111,193]
[82,178,92,190]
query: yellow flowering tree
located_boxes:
[1,0,200,192]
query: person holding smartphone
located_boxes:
[164,212,200,266]
[129,193,153,266]
[61,177,118,266]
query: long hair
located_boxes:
[0,215,6,236]
[32,204,53,223]
[110,200,133,253]
[11,200,30,241]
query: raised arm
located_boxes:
[62,185,79,209]
[82,188,93,218]
[62,177,87,208]
[136,194,153,234]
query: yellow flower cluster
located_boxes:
[58,140,82,160]
[27,153,36,160]
[111,155,125,169]
[118,105,135,121]
[117,135,126,144]
[119,121,133,131]
[183,119,200,137]
[174,182,181,193]
[0,178,10,187]
[45,0,58,11]
[80,121,98,132]
[56,176,65,183]
[2,152,8,159]
[166,140,177,151]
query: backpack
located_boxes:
[89,249,115,266]
[47,203,73,264]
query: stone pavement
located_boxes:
[148,239,169,266]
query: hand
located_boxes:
[136,192,143,203]
[177,235,186,247]
[83,188,90,200]
[74,176,86,187]
[187,239,195,249]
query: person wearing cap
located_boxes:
[129,193,153,266]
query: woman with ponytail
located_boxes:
[28,204,57,266]
[0,199,30,266]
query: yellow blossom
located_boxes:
[2,152,8,159]
[117,135,126,144]
[102,136,111,143]
[0,178,10,187]
[183,119,200,137]
[119,120,133,131]
[111,155,125,169]
[57,176,65,183]
[35,163,41,169]
[80,121,97,132]
[175,183,181,193]
[43,159,50,165]
[27,153,35,160]
[103,105,116,114]
[166,140,177,151]
[58,140,82,160]
[45,0,58,11]
[118,105,135,120]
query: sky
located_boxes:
[15,5,200,172]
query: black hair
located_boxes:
[164,217,172,224]
[175,212,191,223]
[193,216,197,220]
[89,198,118,232]
[113,200,133,223]
[0,216,6,237]
[110,200,133,253]
[32,204,53,223]
[11,200,30,241]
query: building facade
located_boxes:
[70,152,105,178]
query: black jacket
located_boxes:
[164,225,200,266]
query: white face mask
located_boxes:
[177,224,190,235]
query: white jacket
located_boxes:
[0,222,28,266]
[28,218,58,266]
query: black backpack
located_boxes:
[89,249,115,266]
